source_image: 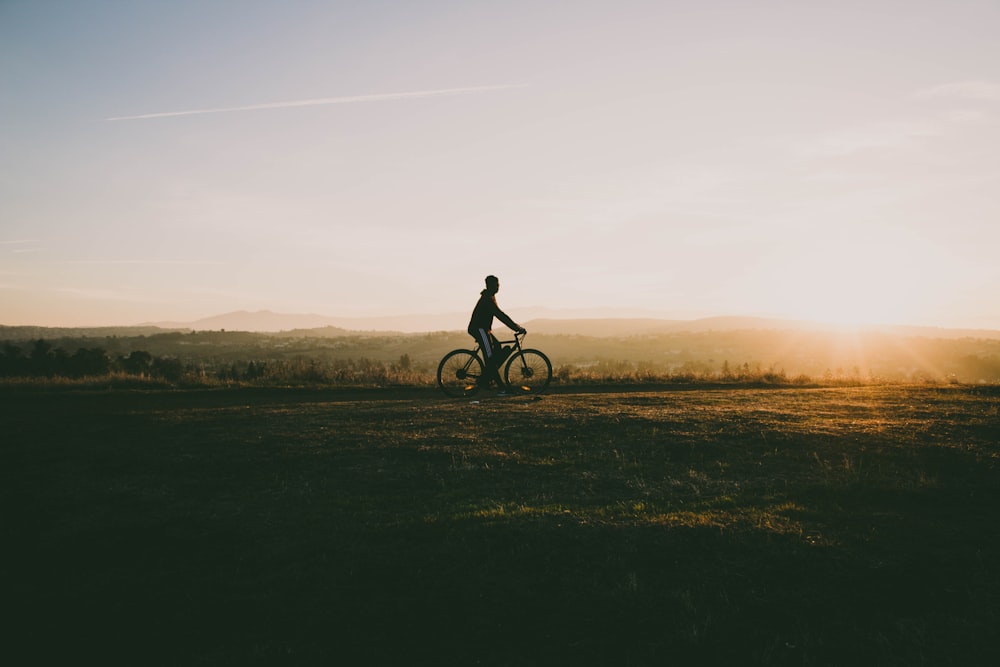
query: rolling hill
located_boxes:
[5,309,999,344]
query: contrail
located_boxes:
[106,84,525,121]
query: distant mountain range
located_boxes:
[140,310,817,334]
[524,317,1000,339]
[133,309,1000,340]
[142,310,467,333]
[3,309,997,341]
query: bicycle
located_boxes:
[437,331,552,398]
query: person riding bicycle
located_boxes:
[468,275,526,392]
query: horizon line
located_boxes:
[4,312,998,334]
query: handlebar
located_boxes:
[498,329,527,345]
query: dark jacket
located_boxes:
[468,290,519,335]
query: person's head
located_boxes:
[484,275,500,294]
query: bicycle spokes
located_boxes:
[504,349,552,394]
[437,349,485,398]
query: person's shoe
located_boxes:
[495,389,510,397]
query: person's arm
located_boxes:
[493,298,524,332]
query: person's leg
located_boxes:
[473,328,504,387]
[487,333,505,387]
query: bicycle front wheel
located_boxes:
[437,350,484,397]
[504,349,552,395]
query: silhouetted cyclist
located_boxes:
[468,275,526,395]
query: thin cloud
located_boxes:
[914,81,1000,102]
[54,286,144,302]
[4,239,42,254]
[59,259,228,265]
[796,119,939,158]
[106,84,526,121]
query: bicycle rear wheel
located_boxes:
[504,349,552,395]
[437,350,484,397]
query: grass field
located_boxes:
[3,385,999,665]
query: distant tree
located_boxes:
[30,340,54,376]
[245,361,268,380]
[120,350,153,376]
[68,348,110,377]
[397,354,412,371]
[151,357,183,382]
[0,344,27,376]
[52,348,71,376]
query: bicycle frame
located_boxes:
[466,331,526,371]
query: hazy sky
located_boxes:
[3,0,999,329]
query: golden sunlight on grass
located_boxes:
[457,500,809,538]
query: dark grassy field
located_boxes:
[3,385,999,665]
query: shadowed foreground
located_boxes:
[3,385,999,665]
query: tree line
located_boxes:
[4,336,998,386]
[1,340,184,381]
[0,340,430,385]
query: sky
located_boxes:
[2,0,999,330]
